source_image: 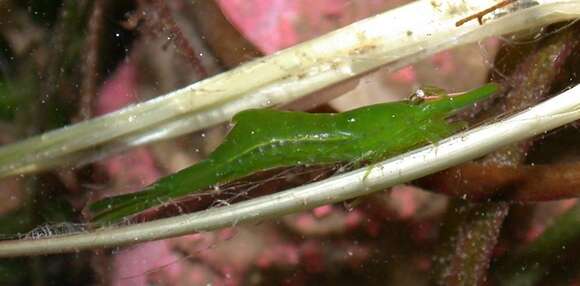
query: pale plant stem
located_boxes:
[0,84,579,257]
[0,0,578,177]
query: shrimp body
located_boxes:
[90,84,497,223]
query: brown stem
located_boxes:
[433,202,509,285]
[151,0,208,77]
[78,0,107,121]
[419,162,580,201]
[190,0,262,69]
[455,0,517,27]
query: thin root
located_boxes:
[456,0,517,27]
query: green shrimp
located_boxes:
[89,83,498,224]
